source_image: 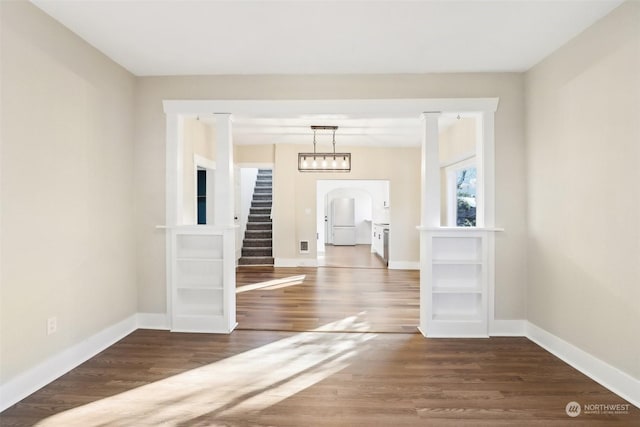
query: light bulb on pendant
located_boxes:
[342,156,347,168]
[302,157,308,168]
[332,158,337,168]
[312,158,317,168]
[322,157,327,168]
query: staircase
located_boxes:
[239,169,274,266]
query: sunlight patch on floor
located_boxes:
[35,315,375,426]
[313,311,371,332]
[236,275,306,293]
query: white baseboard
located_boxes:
[0,314,137,412]
[274,258,318,267]
[275,258,418,270]
[526,322,639,408]
[421,320,526,338]
[490,319,526,336]
[388,261,420,270]
[137,312,170,330]
[417,326,427,338]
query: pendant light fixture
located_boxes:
[298,125,351,172]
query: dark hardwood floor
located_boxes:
[235,266,419,333]
[1,267,638,425]
[1,330,637,426]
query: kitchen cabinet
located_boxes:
[372,223,388,259]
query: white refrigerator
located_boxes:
[332,198,356,245]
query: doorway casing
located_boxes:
[163,98,500,335]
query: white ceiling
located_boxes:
[200,113,465,147]
[226,116,424,147]
[32,0,623,76]
[30,0,622,147]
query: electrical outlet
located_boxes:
[47,316,57,335]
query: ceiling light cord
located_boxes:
[332,128,336,156]
[313,128,317,157]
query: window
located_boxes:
[455,167,477,226]
[197,169,206,224]
[446,159,477,227]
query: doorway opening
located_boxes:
[164,98,498,336]
[236,166,274,266]
[316,180,390,269]
[192,155,215,225]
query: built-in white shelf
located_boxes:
[432,313,482,322]
[417,226,504,232]
[176,284,223,291]
[169,226,237,333]
[419,227,501,338]
[432,259,482,265]
[175,305,224,317]
[432,287,482,294]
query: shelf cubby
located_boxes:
[432,264,481,292]
[431,293,481,320]
[174,289,224,316]
[432,236,481,262]
[176,234,223,259]
[175,259,223,289]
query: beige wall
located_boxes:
[525,1,640,379]
[134,73,527,320]
[235,144,275,164]
[439,118,477,164]
[182,118,215,224]
[272,144,420,263]
[0,2,136,383]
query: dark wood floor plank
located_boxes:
[1,330,637,426]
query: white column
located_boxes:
[166,113,184,226]
[475,112,495,228]
[420,112,441,227]
[419,112,440,335]
[165,113,184,323]
[213,113,235,226]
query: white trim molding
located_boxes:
[526,322,640,408]
[388,261,420,270]
[274,258,318,268]
[163,98,500,117]
[193,154,215,171]
[0,315,138,412]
